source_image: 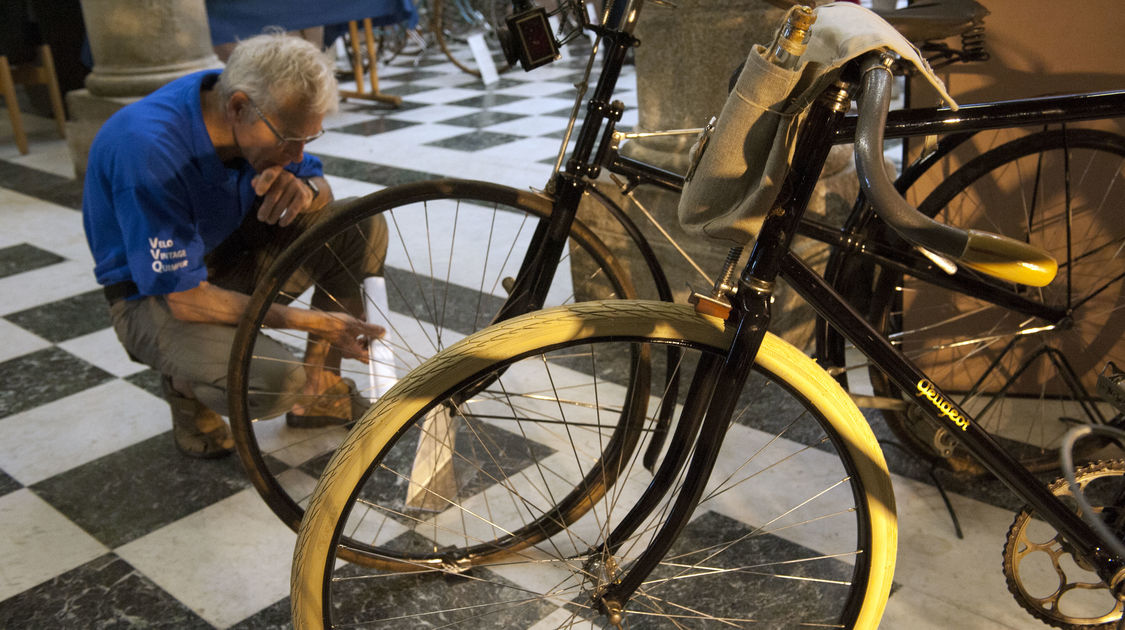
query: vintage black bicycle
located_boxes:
[227,0,1124,559]
[284,3,1125,628]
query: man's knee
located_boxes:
[244,358,306,419]
[345,211,388,278]
[313,210,388,288]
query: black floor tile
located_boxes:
[0,347,114,419]
[124,368,163,399]
[0,467,21,497]
[32,433,251,548]
[642,510,862,626]
[0,554,212,629]
[0,161,83,211]
[447,93,527,109]
[425,131,524,151]
[327,550,559,628]
[227,596,291,629]
[482,77,526,91]
[4,289,111,343]
[438,110,527,129]
[0,243,65,279]
[381,83,446,98]
[331,117,420,136]
[382,69,448,83]
[298,412,553,526]
[319,154,442,187]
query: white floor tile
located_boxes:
[0,138,75,180]
[493,96,575,116]
[0,489,107,601]
[496,79,576,97]
[57,327,146,378]
[411,71,482,89]
[485,115,570,137]
[0,109,68,168]
[386,104,479,124]
[398,87,483,105]
[0,260,98,316]
[0,188,88,259]
[891,473,1056,628]
[318,125,462,161]
[475,137,564,164]
[0,318,50,364]
[115,488,297,629]
[324,175,383,200]
[324,108,396,129]
[0,380,169,485]
[882,583,1032,629]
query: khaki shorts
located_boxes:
[109,201,388,417]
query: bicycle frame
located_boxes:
[494,0,644,321]
[591,69,1125,617]
[480,0,1125,612]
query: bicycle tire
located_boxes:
[432,0,513,77]
[227,179,641,545]
[292,300,897,629]
[867,128,1125,475]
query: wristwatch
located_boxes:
[301,177,320,200]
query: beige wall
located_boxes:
[900,0,1125,394]
[911,0,1125,104]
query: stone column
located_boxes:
[66,0,221,178]
[575,0,857,349]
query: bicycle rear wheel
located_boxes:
[432,0,513,77]
[868,128,1125,474]
[228,179,638,547]
[292,301,897,628]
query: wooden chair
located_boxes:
[1,44,66,155]
[338,19,402,107]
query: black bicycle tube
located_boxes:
[834,89,1125,143]
[599,350,722,553]
[780,252,1125,588]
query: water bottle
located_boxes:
[764,5,816,70]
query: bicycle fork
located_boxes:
[592,78,853,625]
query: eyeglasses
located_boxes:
[246,96,325,146]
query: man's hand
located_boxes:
[318,312,387,363]
[252,166,317,227]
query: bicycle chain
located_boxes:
[1002,459,1125,628]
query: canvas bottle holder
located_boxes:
[677,2,956,247]
[678,45,804,246]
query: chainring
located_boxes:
[1002,459,1125,628]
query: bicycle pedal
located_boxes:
[1099,362,1125,415]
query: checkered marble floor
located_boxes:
[0,42,1069,628]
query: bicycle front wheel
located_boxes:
[228,179,637,544]
[869,128,1125,474]
[292,301,897,629]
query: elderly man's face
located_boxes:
[236,93,325,172]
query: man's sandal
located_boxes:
[161,376,235,459]
[286,377,370,428]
